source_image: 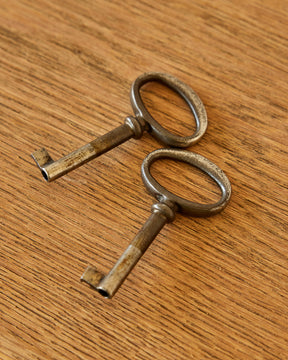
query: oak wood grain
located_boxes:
[0,0,287,359]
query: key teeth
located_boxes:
[31,147,54,168]
[80,265,104,289]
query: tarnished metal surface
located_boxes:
[31,72,207,182]
[32,121,139,182]
[130,72,207,147]
[141,148,232,217]
[81,149,231,299]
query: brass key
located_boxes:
[81,148,231,299]
[31,72,207,182]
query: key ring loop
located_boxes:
[141,149,231,217]
[130,72,208,148]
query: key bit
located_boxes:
[81,265,104,289]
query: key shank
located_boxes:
[81,202,176,298]
[31,116,145,182]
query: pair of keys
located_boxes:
[32,72,231,299]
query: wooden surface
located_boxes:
[0,0,287,359]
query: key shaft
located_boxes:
[81,202,176,298]
[32,116,145,182]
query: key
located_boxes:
[81,148,231,299]
[31,72,208,182]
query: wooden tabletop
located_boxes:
[1,1,287,359]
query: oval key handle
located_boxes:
[130,72,208,148]
[141,148,232,217]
